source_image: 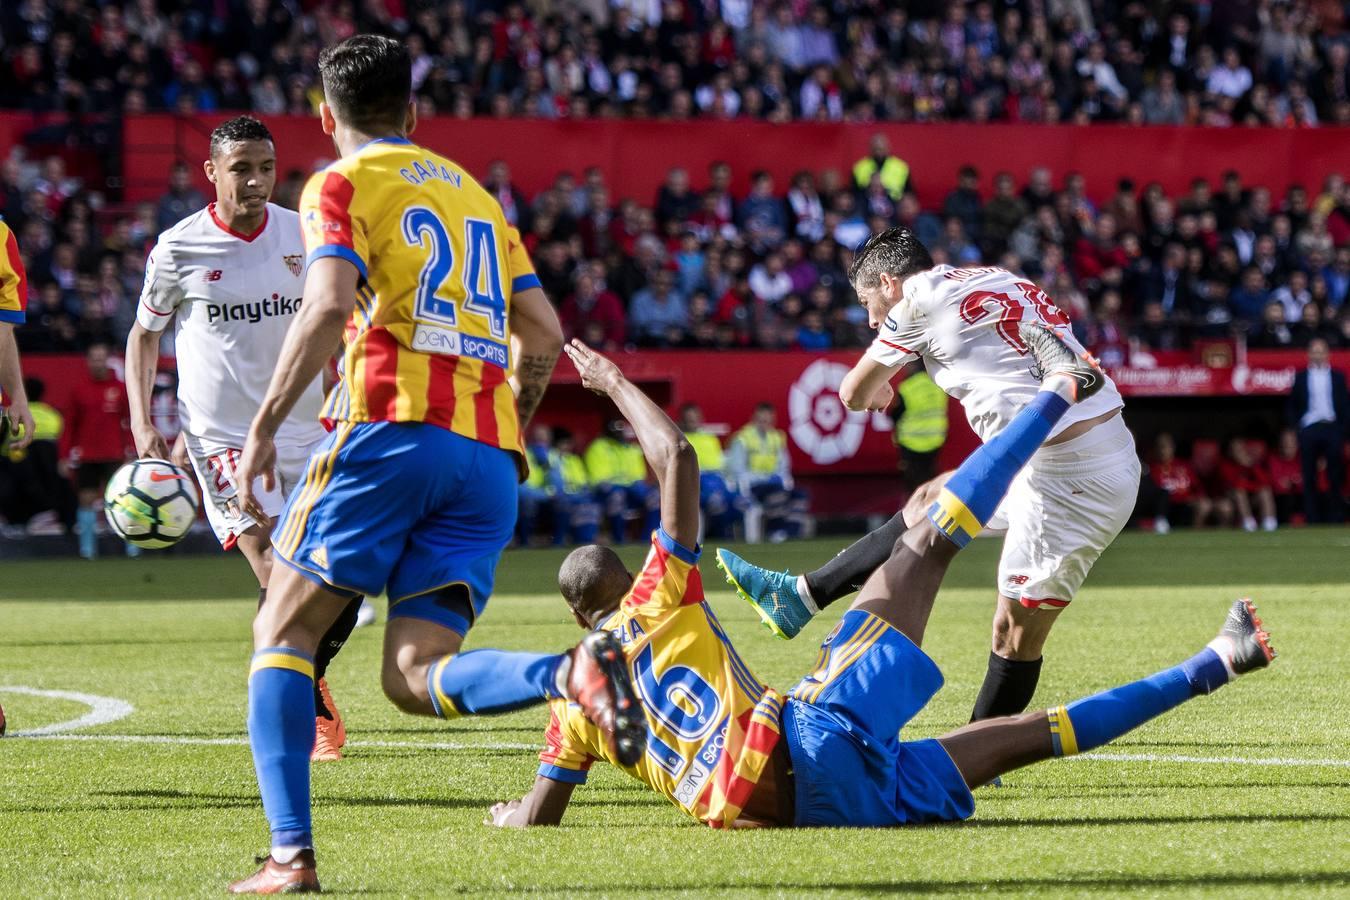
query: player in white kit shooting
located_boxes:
[124,117,368,761]
[719,227,1140,725]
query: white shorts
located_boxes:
[184,434,319,549]
[987,414,1140,609]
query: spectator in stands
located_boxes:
[982,171,1028,255]
[1249,301,1295,348]
[516,424,555,547]
[728,402,809,542]
[156,162,205,232]
[628,268,687,346]
[891,365,947,496]
[655,167,697,228]
[1288,337,1348,522]
[852,133,910,200]
[1149,433,1224,533]
[942,165,983,241]
[547,427,599,547]
[737,170,788,253]
[1132,301,1184,352]
[0,376,73,534]
[1230,267,1272,324]
[1220,438,1278,532]
[584,418,657,544]
[679,403,742,539]
[748,251,792,307]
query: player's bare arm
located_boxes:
[564,339,700,549]
[238,256,357,521]
[508,285,563,428]
[840,354,900,412]
[486,775,577,828]
[0,323,33,450]
[125,321,171,459]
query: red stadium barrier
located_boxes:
[113,115,1350,207]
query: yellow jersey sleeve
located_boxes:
[537,700,599,784]
[622,528,704,618]
[299,168,370,281]
[504,226,541,297]
[0,219,27,324]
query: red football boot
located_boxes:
[566,631,646,766]
[227,850,320,894]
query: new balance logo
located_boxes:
[1006,574,1030,586]
[204,269,223,282]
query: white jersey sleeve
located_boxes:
[864,283,933,368]
[136,238,184,333]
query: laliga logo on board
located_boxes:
[788,359,870,465]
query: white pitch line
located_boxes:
[0,686,135,736]
[1070,751,1350,769]
[8,733,538,752]
[8,732,1350,769]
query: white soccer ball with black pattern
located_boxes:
[103,459,199,549]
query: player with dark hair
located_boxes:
[720,226,1139,728]
[126,115,368,763]
[228,36,636,894]
[485,333,1275,831]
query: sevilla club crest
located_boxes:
[284,254,303,277]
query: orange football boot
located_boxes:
[227,850,320,894]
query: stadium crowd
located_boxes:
[2,1,1350,126]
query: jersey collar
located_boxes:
[208,203,268,243]
[356,136,413,153]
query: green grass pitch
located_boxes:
[2,529,1348,897]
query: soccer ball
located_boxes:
[103,459,199,549]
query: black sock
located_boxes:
[969,652,1043,722]
[312,596,363,719]
[803,509,908,608]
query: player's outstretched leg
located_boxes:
[937,599,1276,790]
[717,508,910,640]
[423,631,646,766]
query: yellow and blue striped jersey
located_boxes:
[538,529,783,828]
[299,137,540,457]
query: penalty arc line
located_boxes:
[0,686,135,736]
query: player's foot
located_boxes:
[1207,598,1276,679]
[716,548,812,640]
[312,719,342,762]
[355,599,376,628]
[316,678,346,746]
[227,850,320,894]
[1019,323,1105,402]
[566,630,646,767]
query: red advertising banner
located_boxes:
[115,115,1350,210]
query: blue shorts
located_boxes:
[782,609,976,827]
[272,421,517,636]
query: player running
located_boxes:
[486,334,1275,830]
[125,116,367,762]
[228,36,642,894]
[718,226,1142,724]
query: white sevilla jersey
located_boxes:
[136,203,325,449]
[866,264,1123,442]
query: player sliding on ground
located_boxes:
[485,332,1275,830]
[718,226,1141,727]
[227,36,644,894]
[125,116,369,762]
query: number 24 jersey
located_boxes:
[299,137,541,457]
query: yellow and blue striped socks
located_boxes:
[929,390,1071,548]
[427,649,567,718]
[248,647,317,850]
[1049,648,1230,756]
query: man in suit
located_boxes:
[1287,338,1349,522]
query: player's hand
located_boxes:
[236,427,277,524]
[564,339,626,396]
[5,397,35,451]
[131,420,171,460]
[485,799,524,827]
[865,380,895,412]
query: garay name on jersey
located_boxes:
[399,158,464,188]
[206,294,302,324]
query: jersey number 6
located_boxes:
[402,207,508,339]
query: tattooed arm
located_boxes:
[508,286,563,428]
